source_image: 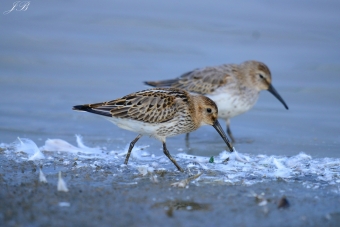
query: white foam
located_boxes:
[58,171,69,192]
[2,136,340,191]
[39,168,48,183]
[15,138,45,160]
[75,134,102,154]
[149,174,159,183]
[177,150,340,188]
[58,202,70,207]
[41,135,101,155]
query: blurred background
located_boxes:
[1,0,340,157]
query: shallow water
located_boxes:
[1,136,340,226]
[4,136,340,189]
[1,0,340,226]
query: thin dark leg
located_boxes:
[124,134,142,165]
[185,133,190,141]
[226,119,235,144]
[162,142,184,172]
[185,133,191,151]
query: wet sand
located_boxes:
[1,155,340,227]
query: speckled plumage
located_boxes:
[73,88,233,171]
[145,61,289,142]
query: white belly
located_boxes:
[103,116,179,141]
[207,90,259,120]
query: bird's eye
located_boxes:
[206,108,212,113]
[259,74,264,79]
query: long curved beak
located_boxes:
[268,84,289,110]
[212,120,234,152]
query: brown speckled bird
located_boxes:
[73,88,233,172]
[145,61,288,142]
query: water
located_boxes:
[4,136,340,190]
[1,0,339,156]
[1,0,340,226]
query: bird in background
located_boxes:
[73,88,233,172]
[144,60,289,143]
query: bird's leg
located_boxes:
[185,133,190,141]
[226,119,235,144]
[162,142,184,172]
[124,134,142,165]
[185,133,191,151]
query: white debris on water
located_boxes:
[41,135,102,156]
[58,202,70,207]
[171,179,189,188]
[129,145,151,160]
[151,162,159,168]
[258,200,268,206]
[42,139,80,153]
[75,134,102,154]
[149,174,159,183]
[1,136,340,191]
[39,168,48,183]
[171,172,203,188]
[137,165,155,176]
[58,172,69,192]
[176,151,340,188]
[137,165,149,176]
[229,150,249,163]
[15,138,45,160]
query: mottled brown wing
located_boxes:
[74,88,189,123]
[145,65,234,95]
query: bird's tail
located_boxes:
[72,105,90,111]
[72,104,112,117]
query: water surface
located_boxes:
[1,0,340,226]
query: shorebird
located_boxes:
[73,88,233,172]
[145,61,288,142]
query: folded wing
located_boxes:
[145,66,234,95]
[73,88,190,123]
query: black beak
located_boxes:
[213,120,234,152]
[268,84,289,110]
